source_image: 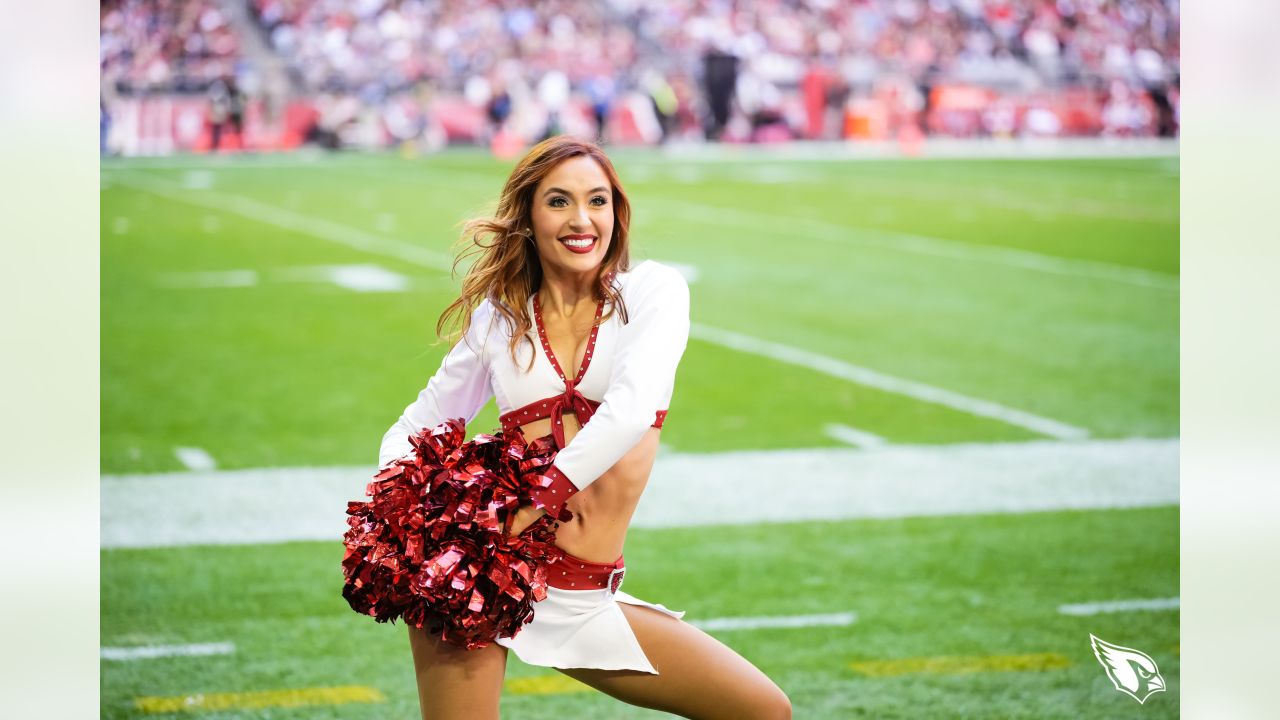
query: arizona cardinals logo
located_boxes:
[1090,634,1166,704]
[609,568,625,594]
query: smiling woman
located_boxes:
[369,135,791,720]
[532,158,614,261]
[434,137,634,375]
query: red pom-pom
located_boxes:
[341,418,566,649]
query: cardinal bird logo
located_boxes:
[1090,634,1166,704]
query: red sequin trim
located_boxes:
[497,292,670,450]
[533,293,604,386]
[500,401,669,435]
[527,464,577,521]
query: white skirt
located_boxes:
[495,577,685,674]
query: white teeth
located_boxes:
[562,238,594,248]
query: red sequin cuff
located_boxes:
[528,465,578,522]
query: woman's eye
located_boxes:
[549,196,607,207]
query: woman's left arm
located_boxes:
[527,264,691,520]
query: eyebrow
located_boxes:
[542,186,609,197]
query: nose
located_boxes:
[570,204,590,229]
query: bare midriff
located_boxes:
[517,412,660,565]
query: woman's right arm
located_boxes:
[377,300,495,467]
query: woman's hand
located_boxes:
[506,504,547,536]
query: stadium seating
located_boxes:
[100,0,1180,153]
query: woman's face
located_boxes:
[529,155,614,278]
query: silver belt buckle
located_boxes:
[607,567,625,595]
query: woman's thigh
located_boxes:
[558,604,791,720]
[406,623,508,720]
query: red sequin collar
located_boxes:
[532,292,605,387]
[502,293,604,449]
[498,289,669,445]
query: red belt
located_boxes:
[547,551,625,593]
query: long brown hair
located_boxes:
[437,135,633,370]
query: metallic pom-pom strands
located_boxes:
[341,418,567,650]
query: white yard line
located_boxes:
[323,264,410,292]
[101,437,1177,548]
[173,447,216,471]
[158,264,414,292]
[652,259,700,284]
[273,264,412,292]
[692,612,856,632]
[101,642,235,661]
[823,423,889,449]
[181,170,214,189]
[101,152,335,170]
[116,172,1095,440]
[662,200,1177,291]
[1057,597,1180,616]
[646,137,1179,162]
[98,139,1177,172]
[157,270,259,288]
[107,172,455,272]
[692,323,1088,440]
[111,167,1174,290]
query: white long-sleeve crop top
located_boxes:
[378,260,690,518]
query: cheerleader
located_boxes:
[375,136,790,719]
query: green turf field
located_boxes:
[101,148,1179,717]
[102,507,1178,719]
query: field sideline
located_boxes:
[101,147,1178,718]
[101,437,1178,549]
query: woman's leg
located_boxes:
[558,604,792,720]
[407,623,508,720]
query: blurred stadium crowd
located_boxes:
[101,0,1180,155]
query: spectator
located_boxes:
[102,0,1181,149]
[208,75,244,151]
